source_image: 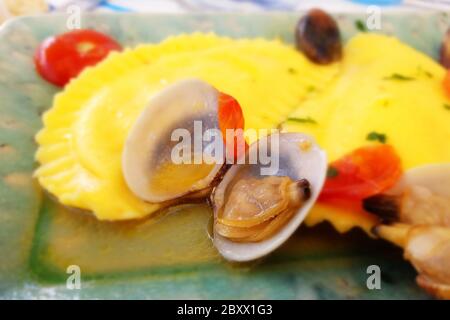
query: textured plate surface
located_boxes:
[1,11,448,299]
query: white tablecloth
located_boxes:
[45,0,448,13]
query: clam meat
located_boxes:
[212,133,327,262]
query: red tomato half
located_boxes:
[319,144,402,202]
[34,29,122,87]
[217,92,247,162]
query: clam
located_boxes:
[374,223,450,299]
[122,78,228,203]
[123,79,327,262]
[364,163,450,299]
[212,133,327,262]
[440,27,450,69]
[363,163,450,226]
[295,8,342,65]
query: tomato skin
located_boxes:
[319,144,402,202]
[34,29,122,87]
[217,92,247,161]
[443,70,450,99]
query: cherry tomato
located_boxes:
[443,69,450,99]
[34,29,122,87]
[319,144,402,202]
[218,92,247,162]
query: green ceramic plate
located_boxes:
[0,11,447,299]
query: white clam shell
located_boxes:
[213,133,327,262]
[122,78,224,203]
[389,163,450,198]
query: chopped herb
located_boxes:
[444,103,450,111]
[417,66,434,78]
[327,166,339,178]
[367,131,387,143]
[383,73,415,81]
[355,19,368,32]
[286,117,318,124]
[288,67,297,74]
[307,85,316,93]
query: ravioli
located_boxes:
[282,33,450,234]
[35,33,338,220]
[35,32,450,231]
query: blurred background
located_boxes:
[1,0,450,24]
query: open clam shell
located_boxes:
[389,163,450,198]
[212,133,327,262]
[364,163,450,226]
[122,78,226,203]
[368,164,450,299]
